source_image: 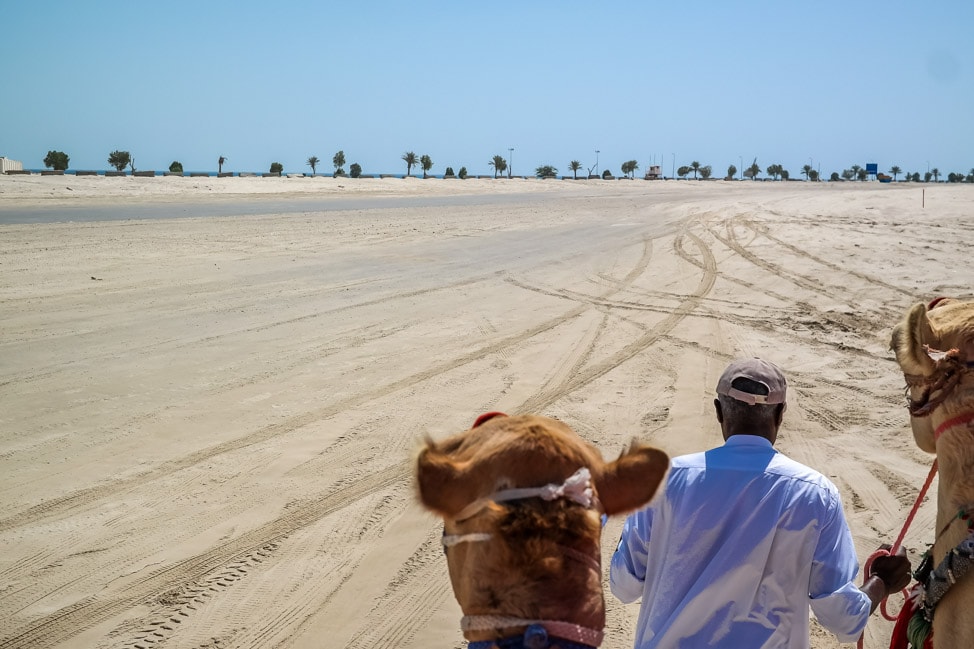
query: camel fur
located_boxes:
[891,298,974,648]
[416,414,668,645]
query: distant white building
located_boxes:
[1,157,24,173]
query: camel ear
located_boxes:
[415,441,476,518]
[890,302,937,377]
[596,442,669,516]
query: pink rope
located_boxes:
[857,459,938,648]
[891,459,938,556]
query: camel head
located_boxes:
[415,413,668,646]
[890,298,974,453]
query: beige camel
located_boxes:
[416,413,668,648]
[891,298,974,648]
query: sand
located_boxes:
[0,175,969,649]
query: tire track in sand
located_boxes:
[0,239,655,535]
[517,231,717,414]
[739,218,915,299]
[0,463,404,649]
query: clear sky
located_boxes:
[2,2,971,177]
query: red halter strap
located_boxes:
[472,411,508,428]
[935,411,974,439]
[927,296,950,311]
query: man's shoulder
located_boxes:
[669,445,839,494]
[768,451,840,493]
[671,450,708,467]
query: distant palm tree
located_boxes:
[402,151,418,177]
[569,160,582,179]
[727,164,737,180]
[745,159,760,180]
[489,155,507,179]
[690,161,701,179]
[218,156,227,174]
[307,156,319,176]
[626,160,639,179]
[420,154,433,179]
[931,167,940,182]
[333,150,346,176]
[850,164,862,181]
[766,164,782,181]
[801,164,812,180]
[889,165,901,181]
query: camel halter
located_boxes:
[442,465,603,573]
[903,346,973,418]
[449,466,597,524]
[444,412,605,648]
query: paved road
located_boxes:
[0,192,558,224]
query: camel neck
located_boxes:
[933,425,974,561]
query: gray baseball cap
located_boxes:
[717,358,787,405]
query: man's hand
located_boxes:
[871,545,911,593]
[862,545,912,614]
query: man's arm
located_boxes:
[809,489,913,642]
[807,490,878,642]
[609,511,651,604]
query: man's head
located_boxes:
[714,358,787,442]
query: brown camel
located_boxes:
[891,298,974,648]
[415,413,668,648]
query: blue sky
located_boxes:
[2,2,971,177]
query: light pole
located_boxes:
[508,147,513,179]
[595,149,600,177]
[739,156,743,180]
[671,152,675,179]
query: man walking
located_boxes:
[610,358,910,648]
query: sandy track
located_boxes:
[0,179,969,648]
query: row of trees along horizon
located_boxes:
[38,150,974,183]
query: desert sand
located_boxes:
[0,175,970,649]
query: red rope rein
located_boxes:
[857,459,938,648]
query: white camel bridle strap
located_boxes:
[442,532,492,547]
[461,615,604,647]
[452,467,596,523]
